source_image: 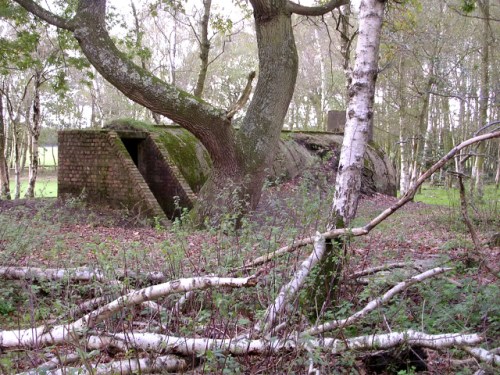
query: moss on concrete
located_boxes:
[104,118,211,193]
[157,129,210,193]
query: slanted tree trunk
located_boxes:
[14,0,347,226]
[0,94,11,200]
[25,73,42,198]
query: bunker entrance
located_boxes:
[119,133,193,220]
[121,138,143,167]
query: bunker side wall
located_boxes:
[58,130,166,220]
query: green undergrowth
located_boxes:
[0,175,498,373]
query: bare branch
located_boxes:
[0,266,109,282]
[87,330,482,356]
[463,346,500,366]
[287,0,349,16]
[12,0,75,31]
[305,267,451,336]
[226,71,257,120]
[0,275,258,349]
[21,354,187,375]
[348,262,414,279]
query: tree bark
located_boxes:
[25,73,42,198]
[193,0,211,98]
[329,0,386,227]
[308,0,386,316]
[474,0,490,198]
[0,94,11,200]
[13,0,346,226]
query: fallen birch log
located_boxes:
[85,330,482,356]
[0,275,258,349]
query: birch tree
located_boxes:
[0,93,10,199]
[330,0,386,228]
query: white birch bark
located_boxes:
[329,0,386,227]
[256,233,326,334]
[0,275,258,349]
[84,330,481,356]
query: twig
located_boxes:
[304,267,451,336]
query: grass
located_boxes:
[414,183,499,207]
[8,172,57,198]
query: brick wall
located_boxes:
[138,135,195,219]
[58,130,166,220]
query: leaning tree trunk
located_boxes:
[25,74,42,198]
[0,94,11,199]
[309,0,387,315]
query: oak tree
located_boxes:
[12,0,348,225]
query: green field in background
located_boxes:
[8,175,57,198]
[414,184,499,207]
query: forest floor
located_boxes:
[0,177,499,374]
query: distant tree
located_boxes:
[0,92,9,199]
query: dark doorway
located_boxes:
[121,138,143,166]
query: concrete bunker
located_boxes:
[58,120,397,221]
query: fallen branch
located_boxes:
[348,262,413,279]
[0,266,110,283]
[17,352,94,375]
[86,330,481,356]
[463,346,500,366]
[304,267,451,336]
[0,266,170,284]
[256,232,326,335]
[20,354,187,375]
[0,275,259,349]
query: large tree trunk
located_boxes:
[0,94,11,200]
[15,0,350,226]
[194,0,299,225]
